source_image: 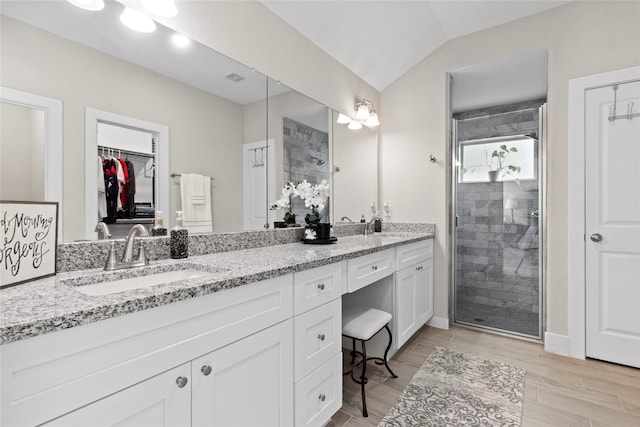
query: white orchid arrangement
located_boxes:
[271,179,330,225]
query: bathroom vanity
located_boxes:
[0,231,434,427]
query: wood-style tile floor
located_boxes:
[328,325,640,426]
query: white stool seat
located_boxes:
[342,307,392,340]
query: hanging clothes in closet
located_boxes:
[102,156,119,224]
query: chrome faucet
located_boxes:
[341,216,354,223]
[103,224,150,271]
[94,222,112,240]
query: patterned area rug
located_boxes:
[378,347,526,426]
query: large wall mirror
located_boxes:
[1,0,379,242]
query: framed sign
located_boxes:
[1,201,58,289]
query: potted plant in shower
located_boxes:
[462,144,521,182]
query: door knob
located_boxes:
[590,233,603,242]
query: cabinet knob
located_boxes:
[318,394,326,402]
[201,365,212,376]
[590,233,603,242]
[318,333,325,341]
[372,265,378,271]
[176,376,188,388]
[317,283,325,290]
[416,265,423,271]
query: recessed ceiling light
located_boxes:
[225,73,245,83]
[67,0,104,11]
[140,0,177,18]
[120,7,156,33]
[172,34,190,48]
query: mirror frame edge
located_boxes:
[0,86,63,241]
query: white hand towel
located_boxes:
[180,173,213,233]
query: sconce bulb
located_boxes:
[141,0,178,18]
[120,7,156,33]
[364,111,380,127]
[67,0,104,11]
[348,120,363,130]
[336,113,351,124]
[355,103,370,120]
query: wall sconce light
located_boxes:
[335,99,380,130]
[347,120,363,130]
[336,113,351,124]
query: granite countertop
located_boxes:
[0,232,433,345]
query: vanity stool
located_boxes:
[342,307,398,417]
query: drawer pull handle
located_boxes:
[318,333,325,341]
[176,376,188,388]
[201,365,212,376]
[372,265,378,271]
[319,394,326,402]
[317,283,325,290]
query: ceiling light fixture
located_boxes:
[120,7,156,33]
[171,34,190,48]
[336,113,351,124]
[355,100,371,120]
[67,0,105,11]
[140,0,178,18]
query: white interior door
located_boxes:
[585,80,640,368]
[243,139,275,230]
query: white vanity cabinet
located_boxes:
[1,275,294,427]
[394,240,434,348]
[43,363,192,426]
[292,262,345,427]
[191,320,294,427]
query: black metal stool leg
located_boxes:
[360,339,368,417]
[350,337,357,364]
[382,325,398,378]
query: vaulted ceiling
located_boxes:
[261,0,570,91]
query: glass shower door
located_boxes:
[453,109,544,339]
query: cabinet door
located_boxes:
[192,320,294,427]
[395,266,418,348]
[43,364,191,427]
[415,258,433,325]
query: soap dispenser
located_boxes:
[152,211,167,236]
[170,211,188,259]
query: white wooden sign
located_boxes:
[1,201,58,288]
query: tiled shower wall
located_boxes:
[456,181,539,313]
[455,100,542,317]
[282,117,329,222]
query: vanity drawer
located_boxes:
[396,239,433,271]
[294,353,342,427]
[294,299,342,382]
[294,261,345,315]
[347,248,395,293]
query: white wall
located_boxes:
[380,1,640,335]
[154,1,379,117]
[1,16,246,240]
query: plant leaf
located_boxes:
[511,147,518,152]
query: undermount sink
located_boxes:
[63,263,226,296]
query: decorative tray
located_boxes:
[302,236,338,245]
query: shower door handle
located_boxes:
[590,233,603,242]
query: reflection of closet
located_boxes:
[97,122,156,238]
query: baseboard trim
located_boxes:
[544,331,571,357]
[427,316,449,329]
